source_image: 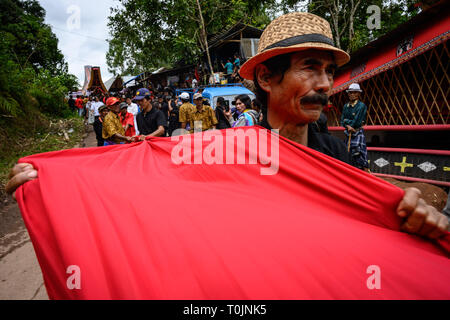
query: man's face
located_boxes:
[137,98,151,111]
[235,99,246,113]
[109,104,120,114]
[194,98,203,107]
[262,50,337,125]
[120,108,127,115]
[100,109,108,118]
[348,91,360,101]
[126,98,131,105]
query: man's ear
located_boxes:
[255,64,273,94]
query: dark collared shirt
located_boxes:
[261,117,355,167]
[136,107,166,136]
[341,100,367,129]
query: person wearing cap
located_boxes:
[5,12,449,245]
[237,12,448,239]
[341,83,369,170]
[133,88,166,140]
[119,102,136,137]
[178,92,195,130]
[93,104,108,147]
[188,92,218,133]
[102,97,133,145]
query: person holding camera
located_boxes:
[215,97,232,129]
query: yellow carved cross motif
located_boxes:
[394,156,413,173]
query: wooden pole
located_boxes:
[196,0,214,77]
[347,131,352,152]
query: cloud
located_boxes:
[38,0,123,88]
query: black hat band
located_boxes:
[263,33,335,52]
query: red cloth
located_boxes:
[16,127,450,300]
[75,98,83,109]
[195,67,200,81]
[120,112,136,137]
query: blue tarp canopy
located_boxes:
[123,73,145,86]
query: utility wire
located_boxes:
[52,26,108,43]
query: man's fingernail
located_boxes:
[27,170,38,178]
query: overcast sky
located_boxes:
[39,0,122,87]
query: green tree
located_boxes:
[0,0,67,74]
[106,0,276,75]
[280,0,420,53]
[0,0,78,116]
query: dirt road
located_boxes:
[0,125,97,300]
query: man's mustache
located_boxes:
[300,93,328,106]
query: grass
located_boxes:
[0,113,86,199]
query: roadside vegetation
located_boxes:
[0,114,86,201]
[0,0,81,201]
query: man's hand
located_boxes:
[346,125,356,133]
[5,163,37,201]
[397,188,449,239]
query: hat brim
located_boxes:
[132,96,146,101]
[239,43,350,80]
[346,89,362,92]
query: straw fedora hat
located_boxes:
[239,12,350,80]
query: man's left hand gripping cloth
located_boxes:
[16,126,450,300]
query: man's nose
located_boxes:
[314,70,332,93]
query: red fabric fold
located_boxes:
[16,127,450,299]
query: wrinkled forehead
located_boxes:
[290,49,336,66]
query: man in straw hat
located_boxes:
[341,83,369,170]
[5,13,449,241]
[239,12,448,239]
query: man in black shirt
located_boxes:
[168,97,180,136]
[133,88,166,140]
[68,95,76,113]
[239,12,448,239]
[93,104,108,146]
[311,112,329,135]
[158,94,169,123]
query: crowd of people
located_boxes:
[66,81,372,173]
[68,86,268,148]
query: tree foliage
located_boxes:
[106,0,276,75]
[107,0,423,75]
[0,0,78,117]
[281,0,421,53]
